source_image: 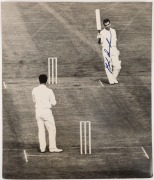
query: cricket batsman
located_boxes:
[32,74,63,153]
[97,18,121,84]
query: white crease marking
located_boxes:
[141,147,149,159]
[99,80,104,87]
[3,82,7,89]
[24,150,28,162]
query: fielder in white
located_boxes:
[97,19,121,84]
[32,74,63,153]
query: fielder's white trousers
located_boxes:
[102,47,121,83]
[35,109,57,151]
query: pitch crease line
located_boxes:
[141,147,149,159]
[24,150,28,162]
[100,146,141,149]
[3,82,7,89]
[28,155,55,157]
[99,80,104,87]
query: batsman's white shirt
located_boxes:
[32,84,56,111]
[100,27,117,49]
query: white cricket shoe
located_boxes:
[114,79,119,84]
[40,149,46,153]
[49,148,63,153]
[109,81,115,85]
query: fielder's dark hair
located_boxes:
[103,19,110,25]
[39,74,48,84]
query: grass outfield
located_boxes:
[2,76,152,178]
[2,2,152,179]
[2,2,151,78]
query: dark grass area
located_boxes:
[3,147,152,179]
[1,2,152,179]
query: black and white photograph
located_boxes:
[1,0,153,179]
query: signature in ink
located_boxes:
[105,57,112,73]
[104,37,112,56]
[104,31,112,74]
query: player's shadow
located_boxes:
[100,78,110,84]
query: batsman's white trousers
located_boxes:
[102,47,121,83]
[35,109,56,151]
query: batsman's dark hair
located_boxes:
[103,19,110,25]
[39,74,48,84]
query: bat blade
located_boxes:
[95,9,101,31]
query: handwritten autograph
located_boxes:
[104,31,112,73]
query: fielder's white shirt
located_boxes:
[100,28,117,49]
[32,84,56,109]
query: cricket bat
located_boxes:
[95,9,101,44]
[95,9,101,32]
